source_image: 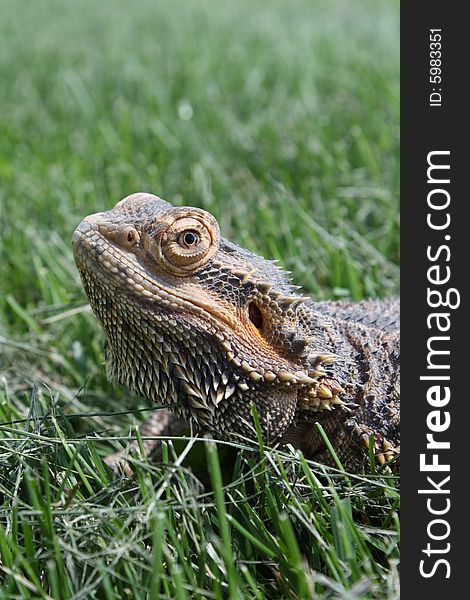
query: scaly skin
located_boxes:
[72,193,400,472]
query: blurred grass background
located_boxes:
[0,0,399,597]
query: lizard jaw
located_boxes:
[73,217,320,390]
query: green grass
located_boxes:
[0,0,399,597]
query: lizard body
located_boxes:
[72,193,399,472]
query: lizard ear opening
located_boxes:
[248,301,264,331]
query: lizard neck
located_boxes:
[302,301,399,405]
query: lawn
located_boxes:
[0,0,399,597]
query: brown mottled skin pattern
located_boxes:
[72,193,400,473]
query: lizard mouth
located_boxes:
[72,218,239,329]
[72,214,322,389]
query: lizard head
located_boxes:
[73,193,341,442]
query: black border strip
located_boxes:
[401,3,467,596]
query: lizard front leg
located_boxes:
[104,408,188,476]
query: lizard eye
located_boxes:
[150,207,220,275]
[179,230,200,248]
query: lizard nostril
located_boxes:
[124,227,140,246]
[248,301,263,331]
